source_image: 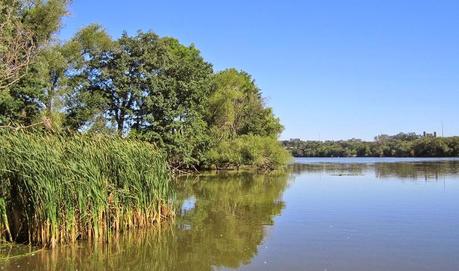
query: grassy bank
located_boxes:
[0,131,173,247]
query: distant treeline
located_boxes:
[282,133,459,157]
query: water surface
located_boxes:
[2,158,459,270]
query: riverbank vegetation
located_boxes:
[1,173,289,269]
[0,0,289,171]
[205,135,291,171]
[0,0,289,247]
[283,133,459,157]
[0,131,172,247]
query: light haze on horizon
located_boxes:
[59,0,459,141]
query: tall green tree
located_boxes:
[133,37,214,167]
[0,0,68,125]
[65,26,141,133]
[207,69,283,139]
[203,69,288,169]
[0,0,68,90]
[62,24,113,132]
[66,30,214,167]
[0,46,67,126]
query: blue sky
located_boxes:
[59,0,459,140]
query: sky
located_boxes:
[59,0,459,141]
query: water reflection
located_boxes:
[291,160,459,180]
[173,173,289,270]
[1,172,290,271]
[2,160,459,271]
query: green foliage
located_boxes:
[0,130,172,247]
[0,0,68,89]
[132,37,214,168]
[1,172,290,269]
[202,69,288,170]
[65,30,214,168]
[0,0,70,128]
[63,24,116,130]
[207,69,283,139]
[1,12,289,171]
[0,45,73,127]
[205,135,292,170]
[0,0,290,252]
[283,133,459,157]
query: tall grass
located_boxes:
[0,131,173,247]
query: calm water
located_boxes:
[2,158,459,270]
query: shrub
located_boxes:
[204,135,291,170]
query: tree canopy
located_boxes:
[207,69,283,139]
[0,7,290,170]
[0,0,68,90]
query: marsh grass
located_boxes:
[0,131,173,247]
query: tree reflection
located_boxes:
[172,173,289,270]
[290,161,459,181]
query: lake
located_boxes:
[2,158,459,270]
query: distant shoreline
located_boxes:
[282,133,459,158]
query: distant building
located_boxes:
[422,131,437,138]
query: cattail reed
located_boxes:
[0,130,173,247]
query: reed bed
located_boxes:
[0,131,173,247]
